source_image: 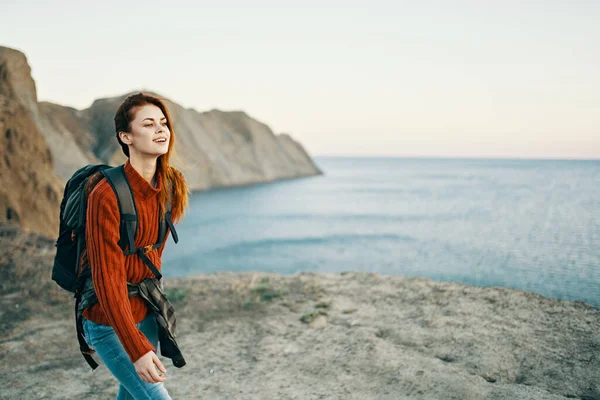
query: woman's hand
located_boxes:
[134,351,167,383]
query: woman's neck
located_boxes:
[128,155,157,186]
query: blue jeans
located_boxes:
[82,312,172,400]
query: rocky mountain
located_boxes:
[0,47,321,189]
[0,47,63,238]
[84,95,322,191]
[0,45,322,238]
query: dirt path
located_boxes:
[2,270,600,400]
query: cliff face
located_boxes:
[0,45,321,238]
[45,94,322,191]
[0,47,62,238]
[36,101,102,179]
[170,108,322,190]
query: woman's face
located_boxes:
[119,104,170,158]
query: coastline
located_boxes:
[1,224,599,399]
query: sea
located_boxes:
[162,157,600,307]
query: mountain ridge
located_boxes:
[0,45,322,238]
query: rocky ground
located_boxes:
[1,223,599,400]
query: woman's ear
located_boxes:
[119,131,132,145]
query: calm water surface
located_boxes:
[162,157,600,307]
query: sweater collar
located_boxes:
[123,159,161,200]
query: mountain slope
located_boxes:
[0,47,62,238]
[0,45,321,237]
[46,93,322,190]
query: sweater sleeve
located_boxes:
[85,186,155,363]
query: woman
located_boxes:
[81,93,188,399]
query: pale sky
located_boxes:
[2,0,599,159]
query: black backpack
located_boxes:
[51,163,179,296]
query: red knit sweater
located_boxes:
[82,159,170,363]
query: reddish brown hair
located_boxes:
[114,92,189,223]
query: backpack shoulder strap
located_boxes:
[101,165,138,254]
[157,202,168,246]
[156,184,179,246]
[165,198,179,244]
[100,164,163,280]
